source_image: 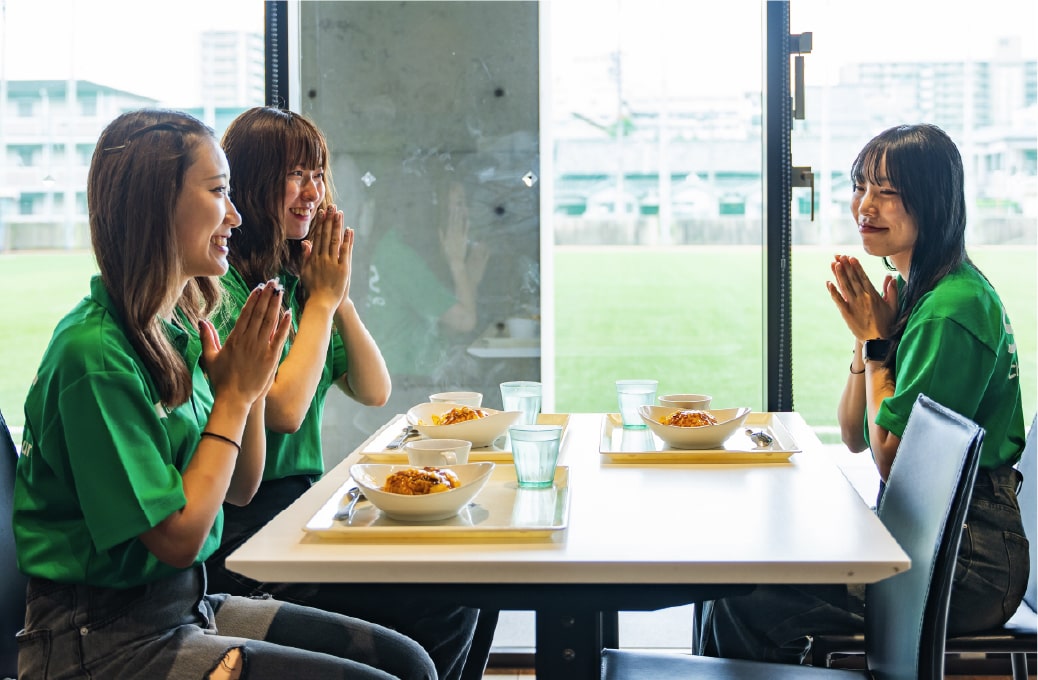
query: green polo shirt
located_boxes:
[873,263,1025,469]
[215,266,347,481]
[14,275,221,587]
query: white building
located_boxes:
[0,80,157,251]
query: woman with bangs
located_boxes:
[13,108,436,679]
[693,123,1028,664]
[206,106,483,680]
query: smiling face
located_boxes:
[851,154,918,275]
[283,165,325,240]
[173,137,241,281]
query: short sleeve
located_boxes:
[875,317,993,437]
[59,369,187,552]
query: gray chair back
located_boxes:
[1016,414,1036,612]
[1,408,26,679]
[865,394,983,680]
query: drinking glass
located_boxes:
[615,379,658,428]
[508,424,562,488]
[500,380,542,425]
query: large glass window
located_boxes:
[0,0,263,426]
[549,0,766,417]
[789,0,1037,443]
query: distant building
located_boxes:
[200,31,265,109]
[0,79,157,250]
[1,44,1034,251]
[0,78,254,251]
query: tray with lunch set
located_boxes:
[360,412,570,463]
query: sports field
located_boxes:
[1,247,1034,438]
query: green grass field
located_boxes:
[2,247,1034,440]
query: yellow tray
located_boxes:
[303,465,570,540]
[361,413,570,462]
[599,412,800,464]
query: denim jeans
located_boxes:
[16,565,436,680]
[206,476,483,680]
[695,465,1030,664]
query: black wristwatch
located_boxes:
[863,338,892,363]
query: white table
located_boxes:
[227,412,908,679]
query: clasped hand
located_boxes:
[300,204,352,308]
[826,254,898,341]
[200,281,292,403]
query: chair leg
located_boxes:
[459,609,501,680]
[1010,651,1028,680]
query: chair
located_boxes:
[811,413,1038,679]
[1,407,27,679]
[942,412,1037,678]
[601,393,984,680]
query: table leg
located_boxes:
[534,607,607,680]
[601,609,619,649]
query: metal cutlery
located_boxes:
[745,428,774,448]
[385,425,419,449]
[333,486,366,523]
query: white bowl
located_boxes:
[349,462,495,521]
[638,405,752,449]
[429,391,483,408]
[658,393,713,410]
[505,316,539,339]
[405,438,472,466]
[406,402,521,448]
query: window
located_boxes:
[0,0,263,426]
[789,0,1037,438]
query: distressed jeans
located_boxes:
[17,565,436,680]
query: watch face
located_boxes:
[865,340,891,361]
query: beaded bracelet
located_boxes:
[200,431,242,453]
[849,362,866,375]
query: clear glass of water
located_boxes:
[508,424,563,488]
[615,379,659,429]
[500,380,542,425]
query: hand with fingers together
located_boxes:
[300,203,351,310]
[826,254,899,342]
[200,279,292,404]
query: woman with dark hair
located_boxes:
[206,106,483,680]
[13,109,436,679]
[694,123,1029,664]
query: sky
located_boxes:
[1,0,1035,106]
[0,0,263,103]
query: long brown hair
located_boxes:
[88,109,222,406]
[221,106,334,291]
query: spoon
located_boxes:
[334,486,366,523]
[386,426,420,449]
[745,429,774,448]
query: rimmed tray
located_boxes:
[303,465,570,540]
[361,413,571,462]
[600,412,800,463]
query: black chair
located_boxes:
[601,394,984,680]
[811,413,1037,679]
[1,408,27,679]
